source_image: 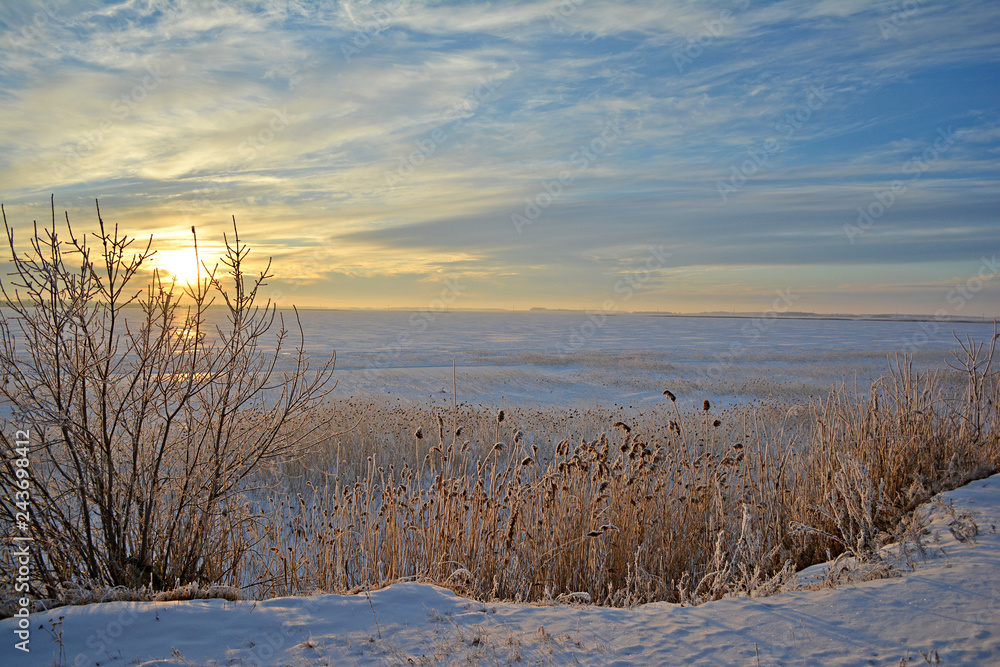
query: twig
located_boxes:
[365,584,382,639]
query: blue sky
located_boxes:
[0,0,997,314]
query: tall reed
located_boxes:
[248,334,998,606]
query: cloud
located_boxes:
[0,0,997,313]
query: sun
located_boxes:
[153,248,204,285]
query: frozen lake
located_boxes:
[273,310,995,410]
[2,307,993,411]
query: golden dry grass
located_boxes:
[244,345,999,606]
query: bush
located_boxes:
[0,197,336,597]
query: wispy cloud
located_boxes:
[0,0,997,313]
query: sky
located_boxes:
[0,0,997,315]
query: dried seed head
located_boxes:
[414,427,423,439]
[703,399,711,411]
[497,410,505,423]
[713,419,721,428]
[520,457,533,466]
[663,390,677,402]
[613,421,631,433]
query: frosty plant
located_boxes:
[0,197,336,596]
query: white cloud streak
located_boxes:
[0,0,997,312]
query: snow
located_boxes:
[4,474,999,666]
[3,305,991,415]
[294,311,996,410]
[5,308,990,414]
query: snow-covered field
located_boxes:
[290,311,994,409]
[6,307,986,410]
[3,473,998,666]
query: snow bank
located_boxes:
[3,474,998,665]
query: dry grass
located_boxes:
[244,339,999,606]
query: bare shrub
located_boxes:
[0,198,335,597]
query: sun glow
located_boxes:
[153,248,204,285]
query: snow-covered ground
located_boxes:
[4,474,998,666]
[288,311,995,410]
[5,308,990,412]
